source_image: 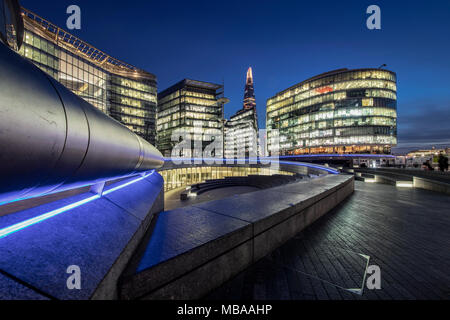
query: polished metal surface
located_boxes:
[0,42,163,204]
[0,0,23,49]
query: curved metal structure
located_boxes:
[0,42,164,204]
[0,0,23,49]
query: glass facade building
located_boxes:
[225,107,259,158]
[266,68,397,155]
[13,8,157,144]
[157,79,225,157]
[159,166,293,192]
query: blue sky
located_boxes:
[21,0,450,153]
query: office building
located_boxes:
[12,8,157,144]
[224,108,259,158]
[157,79,225,157]
[266,68,397,155]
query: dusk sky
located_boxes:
[21,0,450,153]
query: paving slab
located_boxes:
[0,273,50,300]
[120,206,252,300]
[207,181,450,300]
[192,189,303,235]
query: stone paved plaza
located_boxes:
[207,181,450,300]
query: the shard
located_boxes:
[243,67,256,110]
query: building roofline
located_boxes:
[268,68,396,101]
[158,79,223,99]
[21,7,156,81]
[184,79,222,90]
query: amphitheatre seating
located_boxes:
[180,174,302,200]
[351,168,414,186]
[349,167,450,193]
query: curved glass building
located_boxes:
[266,68,397,155]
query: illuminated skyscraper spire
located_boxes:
[246,67,253,84]
[243,67,256,110]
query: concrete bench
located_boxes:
[180,175,299,200]
[413,177,450,195]
[374,174,412,186]
[119,174,354,300]
[353,169,413,186]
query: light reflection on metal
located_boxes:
[0,42,163,204]
[0,0,24,49]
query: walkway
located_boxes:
[206,181,450,300]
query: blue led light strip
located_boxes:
[0,171,154,240]
[102,172,154,196]
[0,183,95,207]
[0,195,100,240]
